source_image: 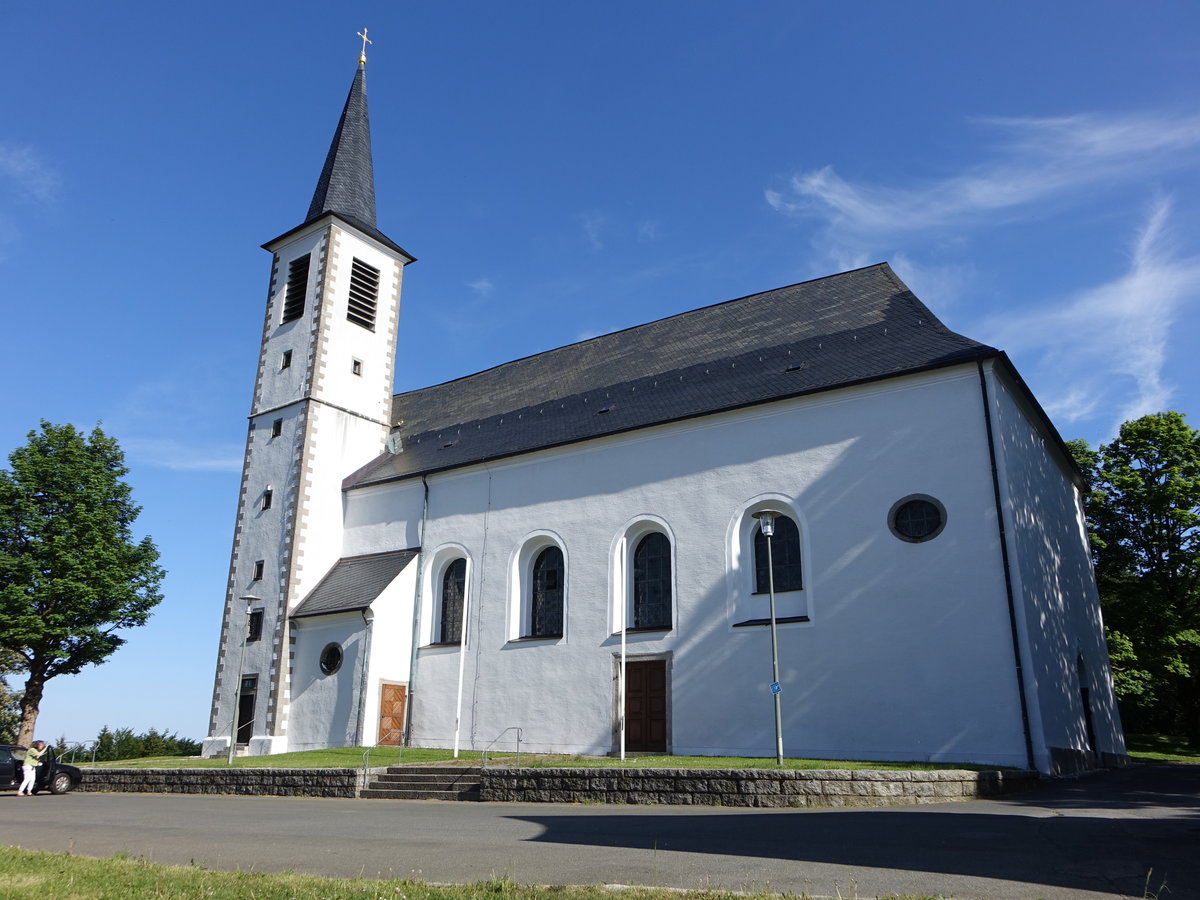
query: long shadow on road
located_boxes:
[507,764,1200,899]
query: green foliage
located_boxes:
[0,422,165,744]
[1071,412,1200,742]
[89,724,202,761]
[0,675,19,744]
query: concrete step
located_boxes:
[360,786,482,801]
[361,766,482,800]
[371,773,478,785]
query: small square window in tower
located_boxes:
[271,418,283,438]
[281,254,311,323]
[281,350,293,370]
[347,257,380,330]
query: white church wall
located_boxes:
[987,364,1125,771]
[382,366,1034,768]
[342,479,426,556]
[289,404,390,606]
[287,611,371,751]
[360,558,420,745]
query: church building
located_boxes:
[201,56,1127,775]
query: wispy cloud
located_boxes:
[122,436,244,472]
[637,220,662,243]
[766,111,1200,435]
[108,376,246,473]
[0,143,60,203]
[978,196,1200,429]
[578,211,605,251]
[767,112,1200,239]
[467,277,494,297]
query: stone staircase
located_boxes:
[360,765,482,801]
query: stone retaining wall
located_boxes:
[480,767,1038,807]
[78,768,362,798]
[78,766,1037,807]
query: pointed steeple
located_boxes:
[307,63,377,227]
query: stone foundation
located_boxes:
[78,767,362,798]
[479,767,1038,807]
[77,765,1037,807]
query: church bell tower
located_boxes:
[203,44,413,757]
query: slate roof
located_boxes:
[346,263,998,489]
[308,63,377,227]
[291,549,418,619]
[265,64,413,261]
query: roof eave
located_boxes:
[262,210,416,262]
[348,350,1001,491]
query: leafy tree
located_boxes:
[1071,412,1200,742]
[0,422,164,746]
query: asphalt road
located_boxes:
[1,763,1197,900]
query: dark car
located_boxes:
[0,744,82,795]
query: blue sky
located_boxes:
[3,2,1198,746]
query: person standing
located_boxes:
[17,740,46,796]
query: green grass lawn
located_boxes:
[0,846,945,900]
[1125,734,1200,763]
[81,746,1001,771]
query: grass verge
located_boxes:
[0,846,945,900]
[1125,734,1200,763]
[82,747,1003,771]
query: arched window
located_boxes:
[530,546,565,638]
[632,532,672,630]
[439,558,466,644]
[754,514,803,593]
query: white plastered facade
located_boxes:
[319,361,1125,773]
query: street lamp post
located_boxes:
[752,511,785,766]
[228,596,256,766]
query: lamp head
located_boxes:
[752,509,779,537]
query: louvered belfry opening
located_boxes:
[347,257,380,329]
[281,254,311,323]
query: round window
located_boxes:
[888,495,946,543]
[319,642,343,675]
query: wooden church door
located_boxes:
[625,660,667,752]
[378,684,407,746]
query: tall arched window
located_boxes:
[530,546,565,637]
[754,514,803,593]
[439,558,466,644]
[632,532,672,630]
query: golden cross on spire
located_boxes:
[357,28,372,65]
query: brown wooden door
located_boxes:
[626,660,667,752]
[378,684,407,746]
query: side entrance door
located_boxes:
[625,660,667,752]
[378,683,407,746]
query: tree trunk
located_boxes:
[16,674,44,747]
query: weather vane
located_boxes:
[358,28,372,65]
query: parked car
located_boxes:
[0,744,82,795]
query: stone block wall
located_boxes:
[78,768,362,798]
[479,767,1038,807]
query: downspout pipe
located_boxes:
[402,476,430,746]
[977,360,1036,772]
